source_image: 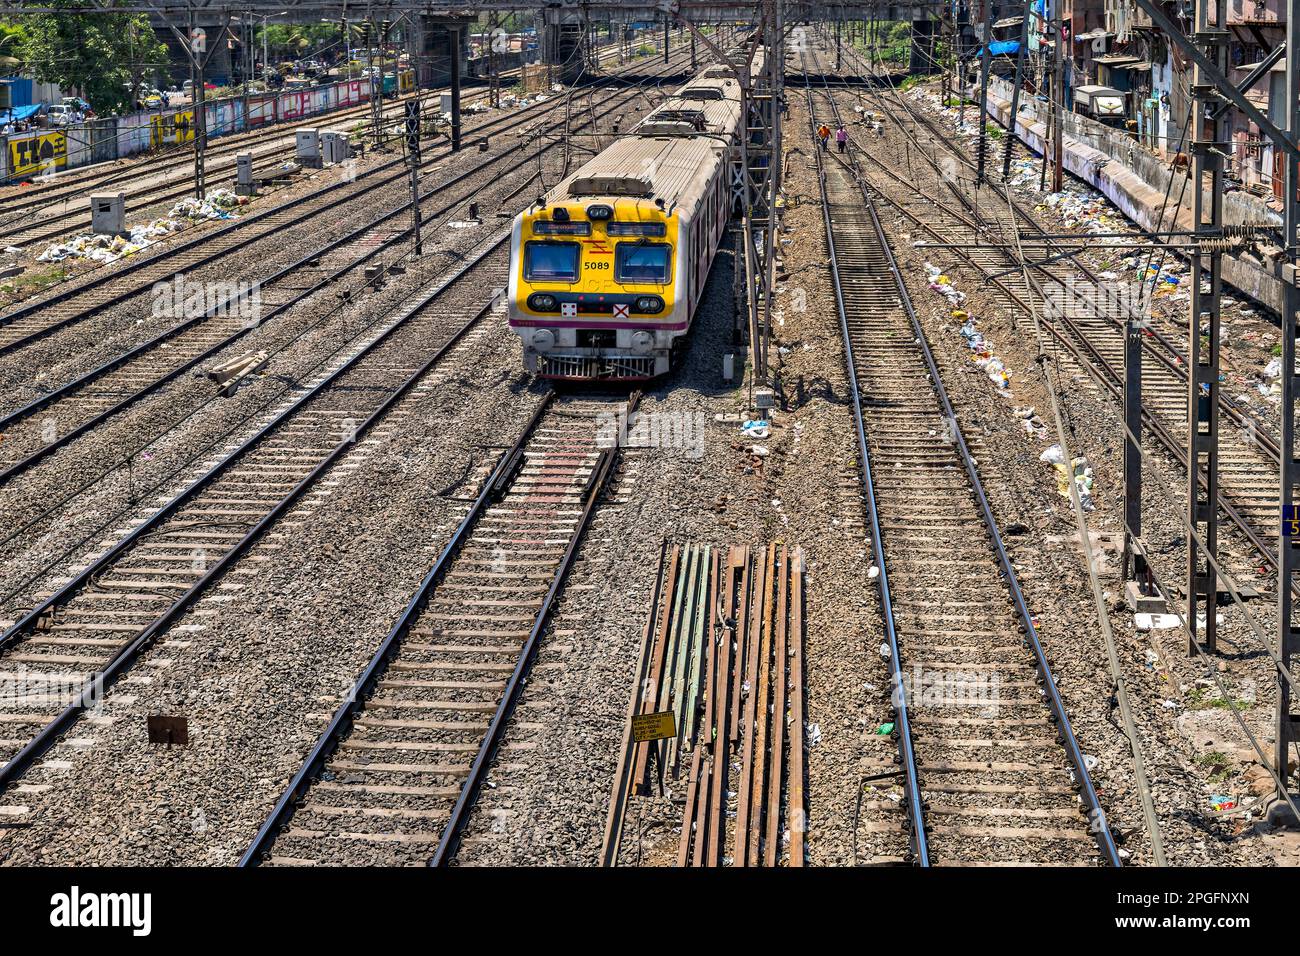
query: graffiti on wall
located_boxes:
[8,130,67,177]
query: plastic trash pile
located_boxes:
[1038,188,1128,238]
[924,261,966,307]
[1015,405,1047,440]
[37,217,179,264]
[957,310,1012,392]
[1039,443,1096,511]
[169,188,246,222]
[924,262,1013,395]
[1007,157,1040,189]
[500,92,549,109]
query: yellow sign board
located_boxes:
[8,131,67,178]
[632,710,677,743]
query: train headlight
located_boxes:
[634,296,665,314]
[530,329,556,351]
[586,204,613,220]
[630,331,654,354]
[528,293,559,312]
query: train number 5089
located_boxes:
[584,261,610,270]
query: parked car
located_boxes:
[45,104,74,127]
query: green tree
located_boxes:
[0,22,27,72]
[20,2,167,114]
[256,22,339,63]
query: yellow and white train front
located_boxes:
[507,201,686,379]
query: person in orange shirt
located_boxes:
[817,123,830,150]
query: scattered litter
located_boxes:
[741,419,770,439]
[169,188,246,221]
[923,261,966,306]
[1210,795,1238,812]
[805,723,822,747]
[1083,754,1099,771]
[878,642,891,660]
[1039,444,1096,510]
[867,566,879,580]
[38,217,178,263]
[876,722,895,736]
[1015,405,1047,439]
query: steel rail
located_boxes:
[238,391,558,866]
[0,44,637,242]
[0,76,494,227]
[0,58,684,359]
[833,56,1288,583]
[0,39,636,224]
[0,46,720,634]
[803,73,929,866]
[0,234,510,794]
[811,69,1122,867]
[429,390,644,866]
[0,69,673,486]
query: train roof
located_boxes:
[635,83,741,136]
[549,134,728,211]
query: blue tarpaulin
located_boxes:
[975,40,1021,56]
[0,104,43,124]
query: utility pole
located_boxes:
[168,5,225,200]
[1123,294,1149,594]
[404,97,423,253]
[1185,0,1228,655]
[488,12,499,108]
[975,0,995,184]
[1278,0,1300,795]
[449,25,462,152]
[1128,0,1300,806]
[664,13,670,64]
[1051,1,1064,193]
[367,20,382,144]
[1001,0,1032,180]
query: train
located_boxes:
[506,60,753,379]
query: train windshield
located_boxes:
[616,243,671,283]
[524,241,580,281]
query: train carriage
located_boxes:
[507,70,744,379]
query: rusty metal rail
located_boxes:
[602,541,807,867]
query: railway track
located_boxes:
[0,64,672,487]
[808,71,1119,866]
[240,391,633,866]
[823,52,1283,590]
[0,233,511,796]
[0,53,689,369]
[0,94,414,232]
[0,44,633,246]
